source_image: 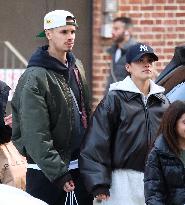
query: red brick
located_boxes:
[129,0,142,3]
[130,13,142,18]
[154,34,162,39]
[152,13,165,18]
[152,27,165,32]
[179,34,185,38]
[163,48,174,53]
[167,27,175,32]
[152,0,166,3]
[155,6,164,10]
[163,20,177,25]
[152,41,165,46]
[164,6,178,10]
[119,6,132,11]
[176,13,185,17]
[140,34,154,39]
[140,20,154,24]
[156,20,162,24]
[167,13,175,17]
[179,6,185,10]
[143,13,152,18]
[164,34,177,39]
[177,0,185,3]
[176,27,185,31]
[179,20,185,24]
[141,6,154,10]
[167,41,175,46]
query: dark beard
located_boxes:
[115,35,124,44]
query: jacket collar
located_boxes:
[109,76,166,102]
[154,135,176,157]
[27,45,76,74]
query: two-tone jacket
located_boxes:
[11,46,90,183]
[80,76,169,194]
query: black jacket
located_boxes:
[0,80,11,144]
[144,135,185,205]
[80,77,169,195]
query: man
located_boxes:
[105,16,137,93]
[11,10,92,205]
[80,43,169,205]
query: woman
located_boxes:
[80,43,169,205]
[0,80,27,189]
[144,100,185,205]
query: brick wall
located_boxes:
[92,0,185,108]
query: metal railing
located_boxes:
[0,41,27,101]
[0,40,28,69]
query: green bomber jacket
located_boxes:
[11,60,90,182]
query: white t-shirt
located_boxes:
[115,48,122,63]
[0,184,48,205]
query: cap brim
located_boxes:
[132,53,158,62]
[36,31,46,38]
[36,22,78,38]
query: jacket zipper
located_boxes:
[142,96,152,149]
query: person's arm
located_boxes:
[80,92,120,199]
[144,149,167,205]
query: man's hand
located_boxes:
[4,114,12,128]
[95,194,110,201]
[63,180,75,192]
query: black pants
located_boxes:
[26,168,93,205]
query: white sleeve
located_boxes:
[166,82,185,102]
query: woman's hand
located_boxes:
[4,114,12,128]
[95,194,110,201]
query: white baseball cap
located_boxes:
[37,10,78,37]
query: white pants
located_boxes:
[100,169,145,205]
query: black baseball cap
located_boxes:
[126,43,158,64]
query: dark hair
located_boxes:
[113,17,133,29]
[158,100,185,155]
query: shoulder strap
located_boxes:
[75,59,91,118]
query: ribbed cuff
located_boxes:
[92,185,110,198]
[53,172,72,190]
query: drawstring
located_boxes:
[65,191,79,205]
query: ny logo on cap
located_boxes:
[140,45,148,52]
